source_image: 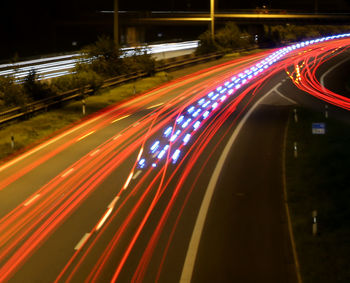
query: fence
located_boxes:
[0,52,224,127]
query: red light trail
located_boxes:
[0,35,350,282]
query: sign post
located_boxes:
[312,210,318,236]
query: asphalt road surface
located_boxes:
[1,36,350,282]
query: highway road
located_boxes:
[1,35,350,282]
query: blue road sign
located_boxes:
[312,123,326,134]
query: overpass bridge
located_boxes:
[113,10,350,44]
[120,10,350,25]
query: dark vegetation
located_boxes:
[196,23,350,55]
[286,107,350,283]
[264,24,350,46]
[196,23,255,54]
[0,36,155,111]
[2,24,350,112]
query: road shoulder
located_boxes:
[191,93,298,283]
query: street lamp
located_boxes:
[210,0,215,41]
[114,0,119,46]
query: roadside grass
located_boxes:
[286,107,350,283]
[0,49,263,163]
[0,72,169,162]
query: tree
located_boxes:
[196,30,219,54]
[0,76,27,107]
[23,70,52,101]
[122,47,156,75]
[82,35,124,76]
[216,22,242,50]
[196,23,254,54]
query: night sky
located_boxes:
[3,0,350,14]
[1,0,350,60]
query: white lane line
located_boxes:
[96,207,113,231]
[275,88,297,104]
[108,196,120,209]
[147,103,164,109]
[113,134,122,140]
[123,172,134,190]
[137,148,143,161]
[111,115,130,124]
[320,56,350,90]
[90,149,100,157]
[74,233,90,250]
[24,194,40,207]
[61,168,74,178]
[282,118,303,283]
[133,122,140,127]
[0,115,101,173]
[132,170,142,180]
[180,83,282,283]
[77,130,95,141]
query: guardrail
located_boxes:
[0,52,224,128]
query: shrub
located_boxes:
[264,24,350,46]
[81,35,124,77]
[196,23,254,54]
[23,70,53,101]
[196,30,219,55]
[0,76,28,107]
[73,70,103,95]
[50,74,76,93]
[122,47,156,75]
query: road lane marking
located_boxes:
[137,148,143,161]
[320,56,350,90]
[132,170,141,180]
[24,194,40,207]
[113,134,122,140]
[111,115,130,124]
[96,207,113,231]
[147,103,164,109]
[180,83,283,283]
[77,130,95,141]
[0,115,102,173]
[275,89,297,104]
[0,60,255,174]
[123,172,134,190]
[282,118,303,283]
[61,168,74,178]
[108,196,120,209]
[90,149,100,157]
[74,233,90,250]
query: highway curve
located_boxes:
[1,35,350,283]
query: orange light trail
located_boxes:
[1,34,350,282]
